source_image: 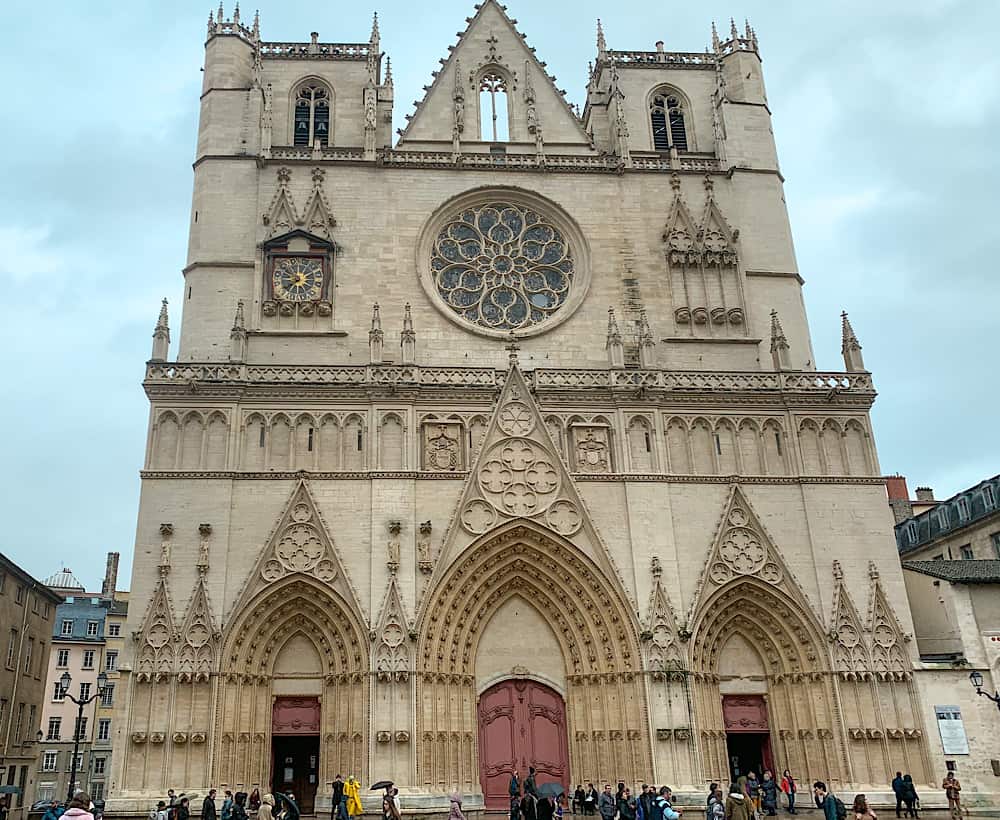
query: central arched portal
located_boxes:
[478,679,568,809]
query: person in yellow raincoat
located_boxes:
[345,776,363,817]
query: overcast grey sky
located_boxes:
[0,0,995,590]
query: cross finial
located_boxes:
[504,330,520,365]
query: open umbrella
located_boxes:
[274,792,300,820]
[370,781,394,791]
[537,783,565,800]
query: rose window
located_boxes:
[430,203,575,331]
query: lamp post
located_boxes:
[968,670,1000,711]
[59,670,109,802]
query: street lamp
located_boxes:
[59,670,109,801]
[968,670,1000,711]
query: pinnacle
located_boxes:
[769,309,788,350]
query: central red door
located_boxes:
[478,678,569,810]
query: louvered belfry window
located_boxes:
[294,83,330,147]
[650,91,687,151]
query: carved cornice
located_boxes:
[139,469,887,486]
[144,363,876,409]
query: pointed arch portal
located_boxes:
[417,521,649,795]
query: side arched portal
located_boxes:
[213,577,368,794]
[417,522,649,794]
[689,579,845,786]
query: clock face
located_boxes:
[272,257,323,302]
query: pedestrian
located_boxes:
[900,776,918,819]
[574,787,586,816]
[556,795,565,820]
[539,796,555,820]
[779,772,796,815]
[511,775,522,801]
[203,790,218,820]
[942,772,962,819]
[523,794,538,820]
[746,773,761,815]
[619,788,637,820]
[231,793,248,820]
[725,783,752,820]
[249,792,261,814]
[176,798,191,820]
[526,769,539,799]
[345,777,363,817]
[761,772,778,817]
[891,774,904,820]
[45,801,66,820]
[706,784,719,816]
[221,791,234,820]
[708,789,725,820]
[585,785,598,817]
[599,785,616,820]
[449,793,466,820]
[153,802,169,820]
[656,787,681,820]
[332,775,346,820]
[640,786,654,820]
[0,796,8,820]
[812,782,844,820]
[511,797,522,820]
[852,795,876,820]
[258,795,274,820]
[64,793,96,820]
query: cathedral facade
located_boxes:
[110,3,948,813]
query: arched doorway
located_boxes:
[417,522,649,796]
[478,678,568,809]
[213,577,368,800]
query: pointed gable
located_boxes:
[228,479,366,629]
[866,562,910,675]
[645,560,682,676]
[830,560,869,674]
[698,176,739,266]
[662,174,700,266]
[688,484,818,623]
[373,579,411,682]
[177,577,220,682]
[135,576,177,680]
[430,362,632,603]
[397,0,591,147]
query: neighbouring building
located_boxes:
[900,560,1000,787]
[107,2,996,815]
[891,475,1000,562]
[0,554,62,818]
[36,556,126,805]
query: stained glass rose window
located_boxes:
[430,203,575,331]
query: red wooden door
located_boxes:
[478,679,568,810]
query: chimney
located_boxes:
[102,552,120,598]
[885,475,913,524]
[915,487,935,502]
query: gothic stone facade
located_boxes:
[109,3,967,813]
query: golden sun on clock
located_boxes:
[272,257,323,301]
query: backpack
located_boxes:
[832,797,847,820]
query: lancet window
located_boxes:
[293,82,330,147]
[479,72,509,142]
[650,90,688,151]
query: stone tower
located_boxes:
[111,4,940,814]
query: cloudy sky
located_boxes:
[0,0,995,590]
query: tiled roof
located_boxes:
[902,560,1000,584]
[895,474,999,553]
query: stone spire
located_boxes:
[606,307,624,368]
[384,56,393,88]
[400,302,416,365]
[229,300,247,363]
[769,309,792,371]
[711,21,721,54]
[232,3,240,26]
[841,311,866,372]
[369,11,380,51]
[251,9,260,41]
[609,61,631,166]
[151,299,170,362]
[369,302,384,364]
[596,18,607,59]
[637,309,655,368]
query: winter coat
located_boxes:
[900,779,918,803]
[780,778,796,796]
[598,794,616,820]
[510,778,521,798]
[619,797,637,820]
[724,794,753,820]
[203,797,218,820]
[258,795,274,820]
[221,798,234,820]
[63,808,96,820]
[761,780,778,810]
[449,795,466,820]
